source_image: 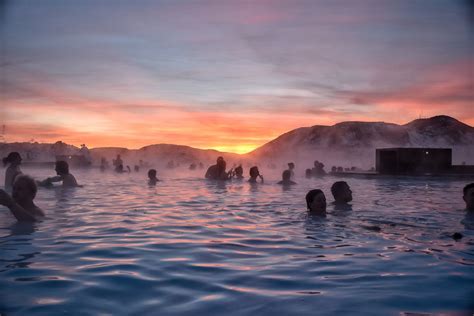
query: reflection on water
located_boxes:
[0,222,39,271]
[0,168,473,315]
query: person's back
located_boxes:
[278,170,296,185]
[3,152,22,190]
[61,173,78,187]
[205,164,219,179]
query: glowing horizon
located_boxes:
[1,1,472,154]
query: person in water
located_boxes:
[278,170,296,185]
[331,181,353,205]
[205,157,232,180]
[234,165,244,179]
[311,160,326,177]
[3,152,23,191]
[305,168,312,178]
[463,183,474,211]
[248,166,264,183]
[287,162,295,179]
[148,169,159,185]
[113,154,123,168]
[305,189,327,214]
[100,157,109,172]
[0,175,44,222]
[38,161,78,187]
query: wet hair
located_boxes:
[305,189,324,209]
[13,175,38,199]
[331,181,349,198]
[148,169,157,178]
[249,166,259,177]
[463,183,474,196]
[55,160,69,174]
[282,169,291,180]
[235,165,243,175]
[3,152,21,166]
[288,162,295,169]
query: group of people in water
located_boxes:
[1,152,473,223]
[0,152,79,221]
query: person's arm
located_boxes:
[47,175,62,183]
[0,190,37,222]
[38,175,62,186]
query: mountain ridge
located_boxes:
[1,115,472,168]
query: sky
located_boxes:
[1,0,473,153]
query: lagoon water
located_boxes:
[1,167,473,315]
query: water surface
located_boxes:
[1,168,473,315]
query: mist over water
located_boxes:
[1,167,473,315]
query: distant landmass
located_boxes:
[248,115,474,168]
[1,115,472,169]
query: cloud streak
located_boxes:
[1,0,472,153]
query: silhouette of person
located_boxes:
[148,169,159,185]
[305,168,312,178]
[278,170,296,185]
[113,154,123,172]
[234,165,244,179]
[288,162,295,179]
[0,175,44,221]
[100,157,109,172]
[331,181,353,205]
[248,166,264,183]
[305,189,326,214]
[463,183,474,212]
[205,157,232,180]
[311,160,326,177]
[38,161,79,187]
[115,164,125,173]
[3,152,23,191]
[80,144,92,165]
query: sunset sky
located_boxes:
[1,0,472,153]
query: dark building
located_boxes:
[376,148,452,175]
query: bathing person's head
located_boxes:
[314,160,319,167]
[3,152,22,167]
[148,169,157,179]
[463,183,474,211]
[288,162,295,170]
[12,175,37,203]
[55,161,69,175]
[331,181,353,204]
[235,165,243,176]
[282,170,291,181]
[305,189,326,213]
[217,156,224,164]
[305,169,312,178]
[249,166,260,178]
